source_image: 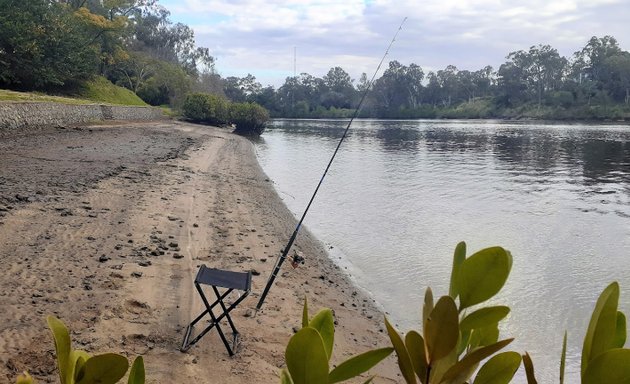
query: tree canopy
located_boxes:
[0,2,628,120]
[248,35,630,119]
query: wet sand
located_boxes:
[0,121,399,383]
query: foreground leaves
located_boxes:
[284,302,393,384]
[44,316,144,384]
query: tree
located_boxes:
[0,0,99,89]
[404,63,424,108]
[131,6,214,77]
[574,36,621,82]
[223,76,247,102]
[112,51,154,93]
[504,45,567,107]
[472,66,495,99]
[136,59,191,106]
[496,62,527,107]
[321,67,355,108]
[601,53,630,104]
[436,65,460,106]
[372,61,423,111]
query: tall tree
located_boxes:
[505,45,567,107]
[322,66,355,108]
[372,61,424,111]
[436,65,460,106]
[601,53,630,104]
[0,0,99,89]
[574,36,622,82]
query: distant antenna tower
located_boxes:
[292,46,296,115]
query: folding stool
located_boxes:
[181,265,252,355]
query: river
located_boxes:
[254,119,630,383]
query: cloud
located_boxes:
[160,0,628,87]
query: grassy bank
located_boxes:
[0,77,148,107]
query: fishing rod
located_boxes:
[256,17,407,311]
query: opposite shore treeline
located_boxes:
[1,1,629,121]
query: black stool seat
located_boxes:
[196,267,251,291]
[181,265,252,355]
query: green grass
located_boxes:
[74,77,148,106]
[0,89,92,104]
[0,76,148,106]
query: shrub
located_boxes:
[230,102,269,136]
[280,298,393,383]
[17,316,144,384]
[181,92,229,126]
[281,242,630,384]
[385,242,520,384]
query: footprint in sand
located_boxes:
[124,299,152,315]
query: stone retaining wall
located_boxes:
[0,102,164,135]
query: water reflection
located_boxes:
[267,119,630,191]
[259,119,630,383]
[375,127,421,152]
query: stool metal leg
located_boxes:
[180,267,252,355]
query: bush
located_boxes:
[230,102,269,136]
[181,93,229,126]
[18,316,144,384]
[280,298,393,383]
[283,242,630,384]
[546,91,575,108]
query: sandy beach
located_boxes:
[0,121,399,383]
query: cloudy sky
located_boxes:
[159,0,628,87]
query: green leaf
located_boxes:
[458,330,472,356]
[405,331,428,383]
[285,327,329,384]
[460,307,510,333]
[582,282,619,375]
[428,346,458,384]
[439,339,514,384]
[457,247,512,310]
[522,352,538,384]
[280,368,294,384]
[128,356,145,384]
[385,316,417,384]
[425,296,459,362]
[76,353,128,384]
[472,351,521,384]
[449,241,466,299]
[328,347,393,383]
[47,316,72,384]
[583,348,630,384]
[560,331,567,384]
[469,324,499,349]
[302,297,309,328]
[615,311,627,348]
[72,352,88,383]
[16,371,35,384]
[308,309,335,361]
[422,287,434,332]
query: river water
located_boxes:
[254,119,630,383]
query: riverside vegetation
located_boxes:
[17,242,630,383]
[181,93,269,136]
[281,242,630,384]
[17,317,144,384]
[1,1,628,121]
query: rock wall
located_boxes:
[0,102,164,135]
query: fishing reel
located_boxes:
[291,251,305,269]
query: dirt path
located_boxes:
[0,121,399,383]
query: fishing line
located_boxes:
[256,17,407,311]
